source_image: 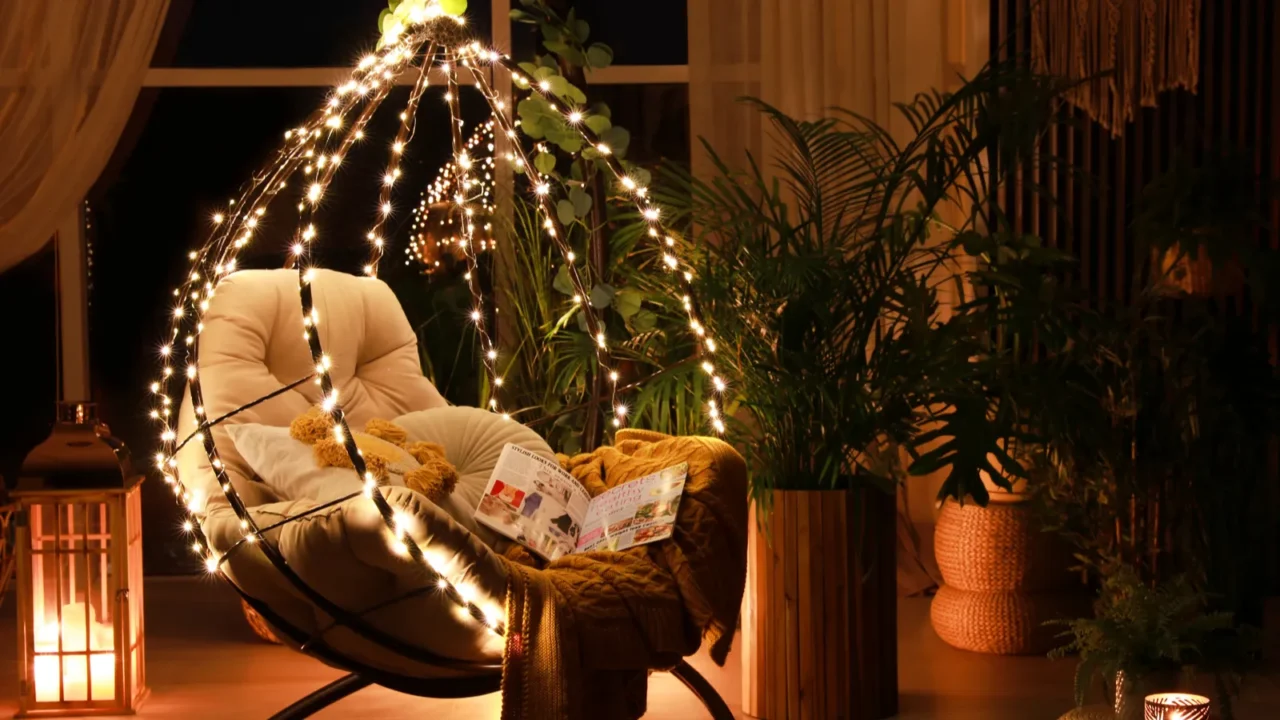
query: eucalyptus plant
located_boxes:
[393,0,709,453]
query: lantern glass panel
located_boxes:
[29,500,117,703]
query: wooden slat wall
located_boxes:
[994,0,1277,307]
[992,0,1280,591]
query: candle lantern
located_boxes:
[1143,692,1211,720]
[12,402,147,716]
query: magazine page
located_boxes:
[474,444,592,561]
[575,462,688,553]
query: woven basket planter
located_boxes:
[934,499,1076,593]
[930,584,1087,655]
[932,499,1085,654]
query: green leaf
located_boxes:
[574,19,591,43]
[518,61,541,78]
[590,102,611,120]
[509,8,535,22]
[631,309,657,332]
[378,8,392,32]
[544,40,572,55]
[589,283,616,309]
[556,199,576,226]
[600,126,631,157]
[614,289,642,319]
[546,74,571,99]
[534,152,557,175]
[575,312,590,333]
[520,116,546,139]
[631,167,652,188]
[553,265,575,295]
[586,43,614,69]
[584,114,612,135]
[439,0,467,16]
[549,127,583,154]
[569,186,592,217]
[517,95,548,122]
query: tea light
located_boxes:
[1143,692,1211,720]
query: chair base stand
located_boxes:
[268,660,733,720]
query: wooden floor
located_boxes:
[2,577,1278,719]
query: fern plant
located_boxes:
[1050,565,1254,718]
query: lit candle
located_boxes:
[1143,693,1210,720]
[33,604,116,702]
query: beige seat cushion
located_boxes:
[176,269,511,676]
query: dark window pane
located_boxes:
[160,0,493,68]
[586,84,689,165]
[573,0,687,65]
[507,0,688,66]
[0,248,58,480]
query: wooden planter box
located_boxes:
[743,488,898,720]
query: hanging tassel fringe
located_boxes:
[1031,0,1200,137]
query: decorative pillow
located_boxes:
[227,423,411,504]
[394,406,557,549]
[286,409,458,503]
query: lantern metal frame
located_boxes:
[11,406,147,718]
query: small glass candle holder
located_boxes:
[1143,692,1211,720]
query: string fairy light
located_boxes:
[407,119,497,272]
[148,1,734,648]
[460,52,731,432]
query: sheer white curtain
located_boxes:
[0,0,170,272]
[690,0,988,175]
[688,0,991,596]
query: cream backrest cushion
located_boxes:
[176,268,447,509]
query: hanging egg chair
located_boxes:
[149,3,741,718]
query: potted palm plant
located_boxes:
[676,62,1073,719]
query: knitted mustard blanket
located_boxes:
[499,429,747,720]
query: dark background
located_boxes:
[0,0,689,574]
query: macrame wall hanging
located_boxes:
[1031,0,1201,136]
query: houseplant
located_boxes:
[927,231,1092,656]
[402,0,711,452]
[676,62,1073,718]
[1030,149,1278,719]
[1050,565,1256,720]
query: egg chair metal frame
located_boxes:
[151,8,734,719]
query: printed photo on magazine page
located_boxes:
[474,444,591,561]
[575,462,688,553]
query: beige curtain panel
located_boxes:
[0,0,170,273]
[688,0,985,177]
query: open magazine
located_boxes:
[474,444,688,561]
